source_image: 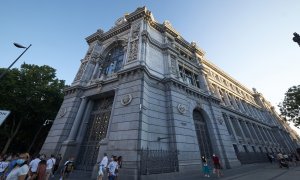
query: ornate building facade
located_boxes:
[41,7,299,180]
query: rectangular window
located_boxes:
[252,146,256,152]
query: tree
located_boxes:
[279,85,300,127]
[0,63,66,154]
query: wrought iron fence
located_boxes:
[140,148,179,175]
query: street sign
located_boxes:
[0,110,11,126]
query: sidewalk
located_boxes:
[173,162,300,180]
[60,162,300,180]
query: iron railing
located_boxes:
[140,148,179,175]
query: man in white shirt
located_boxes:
[97,153,108,180]
[29,155,41,179]
[46,154,56,179]
[107,156,118,180]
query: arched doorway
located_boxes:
[76,96,114,171]
[193,109,213,159]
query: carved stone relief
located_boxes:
[127,23,141,62]
[170,55,177,75]
[121,94,133,106]
[127,40,139,62]
[74,61,88,81]
[177,104,186,114]
[59,107,67,118]
[131,23,141,39]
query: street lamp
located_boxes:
[28,119,53,152]
[293,32,300,47]
[0,43,32,80]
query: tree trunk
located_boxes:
[1,119,22,154]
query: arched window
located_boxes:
[103,45,124,76]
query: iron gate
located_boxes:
[140,148,179,175]
[76,97,114,171]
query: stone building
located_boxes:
[41,7,299,180]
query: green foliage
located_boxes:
[279,85,300,127]
[0,63,66,154]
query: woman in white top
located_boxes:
[6,153,30,180]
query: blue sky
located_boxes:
[1,1,299,133]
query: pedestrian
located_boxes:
[107,156,118,180]
[201,156,210,177]
[267,153,273,163]
[0,155,9,180]
[6,153,30,180]
[97,153,108,180]
[115,156,122,180]
[46,154,56,179]
[28,154,42,180]
[52,154,61,175]
[212,154,222,177]
[36,154,47,180]
[4,153,19,179]
[60,157,74,180]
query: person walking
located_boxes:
[60,157,74,180]
[36,155,47,180]
[0,155,9,180]
[28,154,42,180]
[46,154,56,179]
[97,153,108,180]
[201,156,210,177]
[52,154,61,175]
[212,154,222,178]
[107,156,118,180]
[6,153,30,180]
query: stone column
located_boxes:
[230,94,239,110]
[254,124,266,144]
[214,86,222,100]
[241,100,250,115]
[235,98,244,112]
[66,97,88,142]
[266,129,276,145]
[198,70,210,93]
[227,117,239,141]
[223,91,232,107]
[91,62,100,79]
[237,120,247,142]
[249,123,259,142]
[260,127,272,144]
[243,121,255,143]
[269,130,279,145]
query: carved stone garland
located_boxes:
[74,61,88,81]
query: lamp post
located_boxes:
[0,43,32,80]
[28,119,53,153]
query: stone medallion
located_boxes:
[177,104,186,114]
[121,94,133,106]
